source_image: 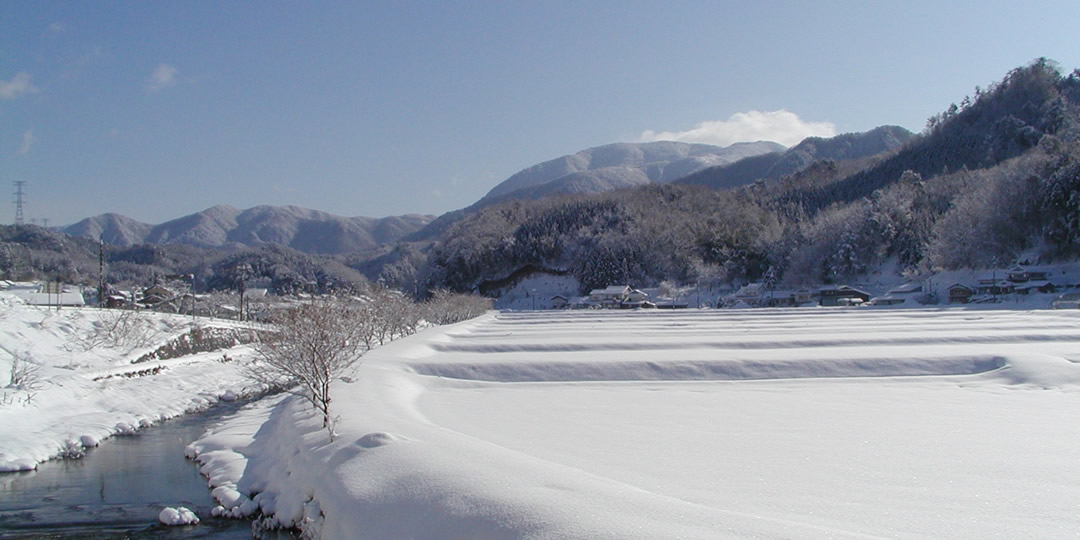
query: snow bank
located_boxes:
[0,297,258,471]
[193,308,1080,538]
[158,506,200,526]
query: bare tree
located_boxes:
[8,351,42,405]
[67,308,162,353]
[250,297,367,438]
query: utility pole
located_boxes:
[12,181,26,226]
[98,240,105,308]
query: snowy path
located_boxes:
[192,308,1080,538]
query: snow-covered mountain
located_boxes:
[63,205,434,255]
[676,125,914,189]
[476,140,785,206]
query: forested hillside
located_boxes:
[0,225,373,296]
[417,59,1080,295]
[6,59,1080,302]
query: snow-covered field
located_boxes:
[0,293,258,472]
[190,307,1080,539]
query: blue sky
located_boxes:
[2,1,1079,226]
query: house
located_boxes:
[761,289,800,307]
[976,270,1009,285]
[1013,280,1056,295]
[868,294,907,306]
[104,292,131,309]
[589,285,630,307]
[626,289,649,303]
[1007,266,1051,283]
[870,282,925,306]
[1052,292,1080,309]
[566,296,597,309]
[819,285,871,307]
[729,282,766,307]
[947,283,975,304]
[888,282,923,295]
[7,282,86,307]
[550,295,569,309]
[793,288,814,305]
[619,289,650,308]
[975,280,1014,296]
[140,284,175,307]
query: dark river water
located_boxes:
[0,400,289,539]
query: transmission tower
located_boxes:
[12,181,26,226]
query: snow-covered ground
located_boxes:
[190,307,1080,538]
[0,292,258,471]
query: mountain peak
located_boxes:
[478,140,785,206]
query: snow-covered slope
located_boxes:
[0,293,259,471]
[191,308,1080,538]
[478,140,785,206]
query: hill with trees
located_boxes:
[63,205,433,255]
[9,59,1080,304]
[413,59,1080,295]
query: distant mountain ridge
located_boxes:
[63,205,434,255]
[675,126,914,189]
[477,140,786,206]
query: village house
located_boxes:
[1013,280,1056,295]
[1052,292,1080,309]
[947,283,975,304]
[3,281,86,307]
[586,285,650,309]
[589,285,630,307]
[1006,265,1051,282]
[725,282,765,307]
[819,285,871,307]
[870,282,924,306]
[975,280,1014,296]
[140,284,176,308]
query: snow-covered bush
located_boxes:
[7,351,41,404]
[67,308,161,352]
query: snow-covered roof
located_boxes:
[6,283,86,306]
[1014,280,1053,289]
[734,283,764,296]
[589,285,630,296]
[888,282,922,294]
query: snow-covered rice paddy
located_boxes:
[192,308,1080,538]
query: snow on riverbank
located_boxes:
[0,293,259,471]
[189,307,1080,538]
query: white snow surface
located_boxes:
[158,506,200,526]
[190,307,1080,539]
[0,293,258,471]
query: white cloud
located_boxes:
[0,72,39,100]
[145,63,178,92]
[48,22,66,33]
[639,109,837,147]
[18,130,36,155]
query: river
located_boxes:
[0,399,291,539]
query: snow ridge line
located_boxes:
[409,355,1006,383]
[427,332,1080,354]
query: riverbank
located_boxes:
[0,397,258,538]
[0,293,259,472]
[188,308,1080,538]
